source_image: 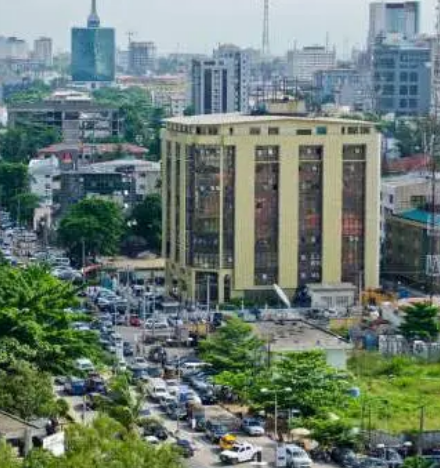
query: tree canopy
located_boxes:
[130,193,162,253]
[399,302,440,342]
[0,360,58,420]
[0,163,30,212]
[58,198,125,265]
[0,125,61,164]
[199,316,264,375]
[0,264,102,374]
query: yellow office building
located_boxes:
[162,114,381,304]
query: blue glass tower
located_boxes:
[71,0,115,83]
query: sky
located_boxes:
[0,0,436,57]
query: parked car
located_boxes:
[129,316,142,327]
[242,418,265,436]
[143,422,168,441]
[219,442,262,465]
[285,444,313,468]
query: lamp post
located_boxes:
[261,387,292,444]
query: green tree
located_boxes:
[0,163,30,212]
[402,457,436,468]
[10,193,41,227]
[130,194,162,252]
[0,440,20,468]
[0,264,103,373]
[304,417,361,450]
[0,360,57,420]
[400,302,440,341]
[0,125,61,163]
[199,316,263,374]
[249,351,350,417]
[4,81,51,106]
[58,198,125,264]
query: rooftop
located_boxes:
[38,143,147,156]
[166,112,375,127]
[397,209,439,225]
[307,283,357,292]
[381,174,431,188]
[0,410,39,438]
[253,319,352,352]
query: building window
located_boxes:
[410,72,418,82]
[298,146,323,285]
[409,85,418,96]
[250,127,261,135]
[268,127,279,135]
[297,129,312,136]
[254,146,279,285]
[400,85,408,96]
[341,145,366,287]
[347,127,359,135]
[175,143,181,263]
[229,127,234,136]
[186,145,221,269]
[400,72,408,82]
[360,127,371,134]
[223,146,235,269]
[316,126,327,135]
[400,99,408,108]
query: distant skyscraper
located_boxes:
[214,45,250,113]
[129,41,157,75]
[368,1,420,48]
[33,37,53,67]
[71,0,115,84]
[191,45,250,115]
[287,46,336,83]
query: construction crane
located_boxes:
[126,31,136,47]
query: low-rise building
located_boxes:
[307,283,357,309]
[253,319,353,369]
[384,209,440,291]
[29,156,60,207]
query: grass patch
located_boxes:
[346,352,440,433]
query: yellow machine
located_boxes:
[219,434,237,451]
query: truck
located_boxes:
[219,442,262,465]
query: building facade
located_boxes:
[213,44,250,114]
[71,0,115,83]
[128,41,157,76]
[191,46,250,115]
[368,1,420,49]
[287,46,336,83]
[8,93,123,144]
[373,38,431,116]
[162,114,381,304]
[384,209,440,291]
[33,37,53,67]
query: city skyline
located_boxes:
[0,0,436,56]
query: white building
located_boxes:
[368,1,420,49]
[29,156,60,207]
[287,46,336,83]
[33,37,53,67]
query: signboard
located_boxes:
[43,432,65,456]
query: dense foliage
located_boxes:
[4,81,51,106]
[0,264,102,374]
[399,302,440,342]
[0,125,61,163]
[93,87,165,160]
[0,416,183,468]
[58,198,125,265]
[130,193,162,253]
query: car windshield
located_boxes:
[230,446,244,453]
[248,421,260,426]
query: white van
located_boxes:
[74,358,94,373]
[147,378,168,401]
[181,361,206,374]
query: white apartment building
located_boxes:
[29,156,60,208]
[287,46,336,83]
[33,37,53,67]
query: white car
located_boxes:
[242,418,265,436]
[285,444,313,468]
[220,442,262,464]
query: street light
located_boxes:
[261,387,292,444]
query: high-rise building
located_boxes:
[372,38,431,116]
[287,46,336,83]
[368,1,420,48]
[214,44,250,114]
[128,41,157,76]
[71,0,115,84]
[191,45,250,115]
[33,37,53,67]
[162,114,381,304]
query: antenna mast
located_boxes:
[262,0,270,58]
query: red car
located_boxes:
[130,316,142,327]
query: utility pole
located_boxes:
[81,238,86,269]
[418,405,425,455]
